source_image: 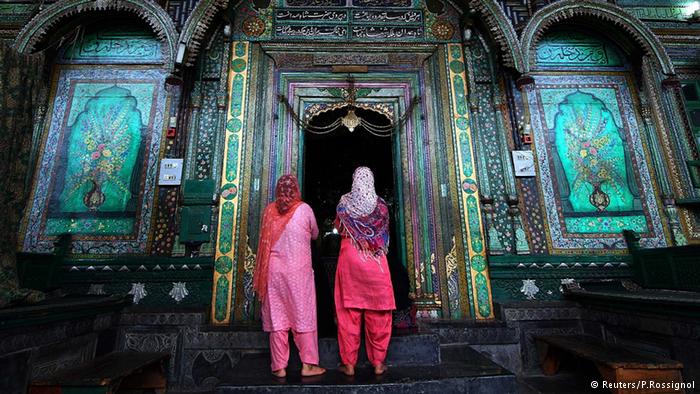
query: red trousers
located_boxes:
[336,305,392,367]
[269,330,319,371]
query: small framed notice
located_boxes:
[158,158,184,185]
[511,150,536,177]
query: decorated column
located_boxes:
[211,41,251,325]
[445,43,494,319]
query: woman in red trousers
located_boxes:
[334,167,395,376]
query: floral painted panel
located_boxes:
[23,68,167,254]
[529,75,666,250]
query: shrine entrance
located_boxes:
[212,42,493,324]
[302,105,409,336]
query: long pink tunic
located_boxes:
[335,238,396,311]
[261,203,319,333]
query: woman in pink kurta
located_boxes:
[254,175,325,378]
[334,167,395,376]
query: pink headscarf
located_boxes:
[254,175,303,301]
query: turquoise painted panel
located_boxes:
[45,83,157,236]
[23,67,167,254]
[565,215,648,233]
[538,84,650,236]
[529,75,665,249]
[59,86,144,212]
[548,90,635,213]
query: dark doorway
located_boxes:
[303,106,410,337]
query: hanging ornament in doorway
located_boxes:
[278,76,420,137]
[341,109,360,132]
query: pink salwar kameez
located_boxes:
[335,238,395,367]
[259,203,320,371]
[334,167,395,370]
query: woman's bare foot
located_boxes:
[374,363,388,375]
[301,363,326,377]
[338,364,355,376]
[272,368,286,378]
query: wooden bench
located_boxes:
[536,336,684,394]
[623,230,700,293]
[29,352,169,394]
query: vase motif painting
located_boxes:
[59,86,143,214]
[528,75,665,250]
[23,68,166,254]
[552,91,635,213]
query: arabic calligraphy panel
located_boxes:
[275,9,348,22]
[352,26,423,39]
[352,10,422,23]
[275,24,348,39]
[60,24,162,64]
[237,1,458,42]
[285,0,345,6]
[535,31,624,68]
[352,0,413,6]
[625,6,690,21]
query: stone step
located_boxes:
[423,319,519,345]
[216,346,517,393]
[184,331,441,367]
[319,333,440,367]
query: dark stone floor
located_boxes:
[317,333,441,367]
[216,344,517,393]
[519,373,599,394]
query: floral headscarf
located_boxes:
[335,167,389,260]
[338,167,379,217]
[275,174,301,214]
[253,175,303,300]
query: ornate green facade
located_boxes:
[2,0,700,319]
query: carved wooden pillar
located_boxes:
[659,71,697,245]
[660,74,699,191]
[211,90,228,183]
[496,75,531,255]
[463,32,505,255]
[26,99,47,191]
[639,91,687,246]
[469,96,505,255]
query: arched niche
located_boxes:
[521,24,670,251]
[521,0,674,76]
[20,9,172,255]
[14,0,177,71]
[178,0,525,73]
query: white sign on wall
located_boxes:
[511,150,536,177]
[158,158,184,185]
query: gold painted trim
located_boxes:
[446,43,494,319]
[211,41,251,325]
